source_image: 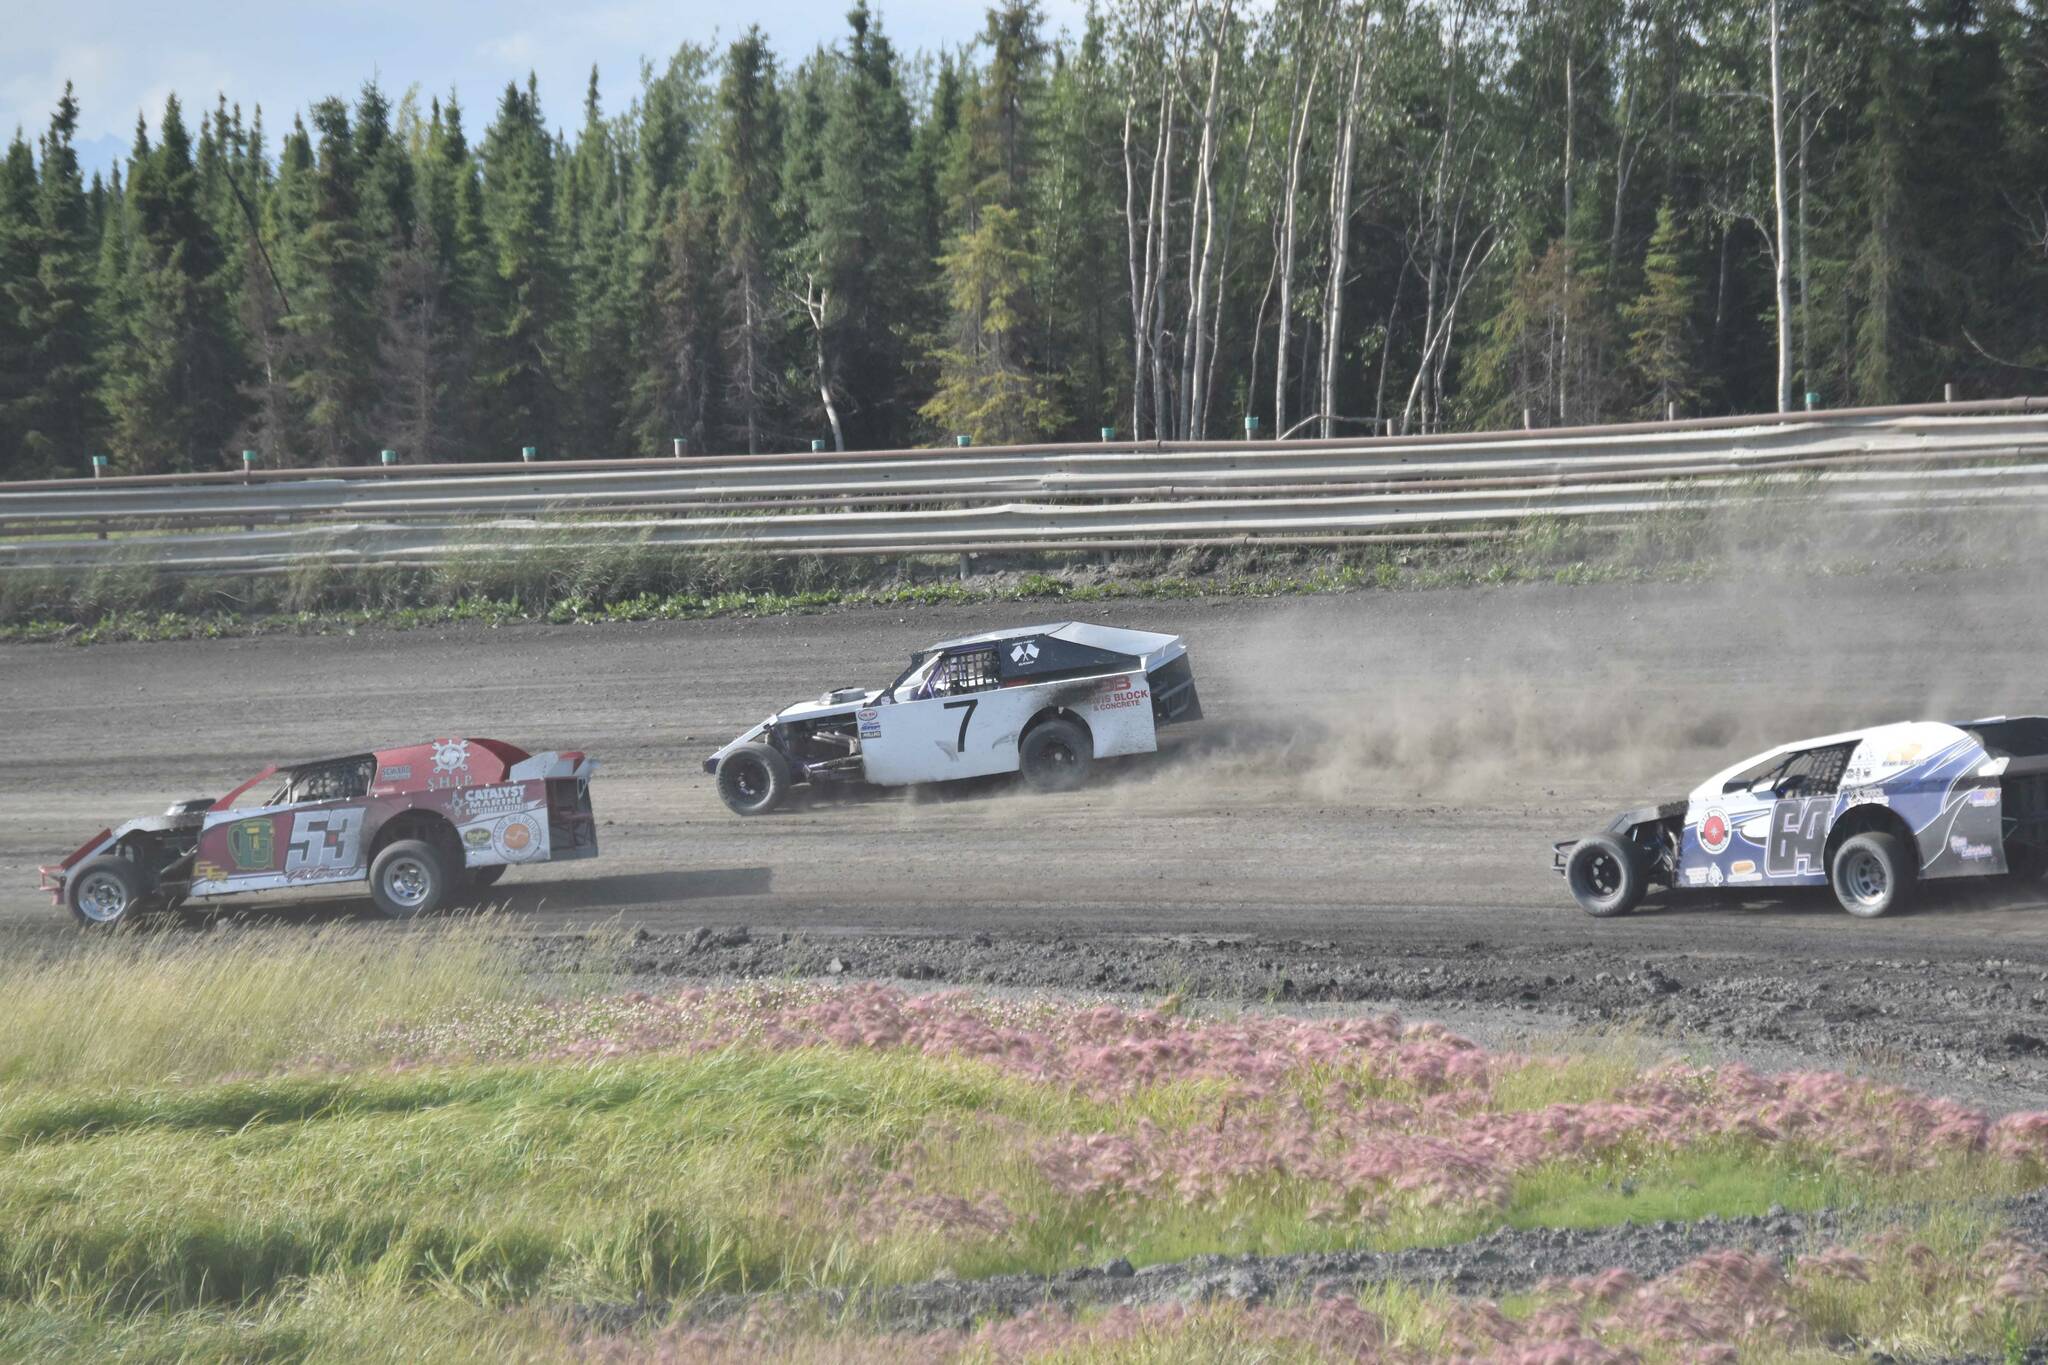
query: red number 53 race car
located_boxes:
[39,737,599,928]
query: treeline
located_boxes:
[2,0,2045,477]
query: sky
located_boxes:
[4,1,1094,179]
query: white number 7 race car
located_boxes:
[703,622,1202,814]
[1555,716,2048,918]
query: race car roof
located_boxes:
[926,621,1182,657]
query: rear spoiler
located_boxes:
[509,751,599,783]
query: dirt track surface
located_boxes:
[9,572,2048,1097]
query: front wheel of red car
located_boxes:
[68,856,149,929]
[370,840,449,920]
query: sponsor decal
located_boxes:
[379,764,413,782]
[428,738,471,789]
[1730,860,1756,875]
[1842,788,1890,806]
[1707,863,1725,888]
[1698,808,1732,855]
[492,812,545,862]
[463,826,493,849]
[227,818,275,870]
[284,807,365,876]
[1968,786,2001,808]
[1009,640,1040,664]
[1093,675,1151,712]
[193,859,230,884]
[1951,835,1995,862]
[1685,867,1711,886]
[451,784,529,821]
[857,708,882,739]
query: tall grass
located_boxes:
[0,921,529,1091]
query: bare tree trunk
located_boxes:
[1181,9,1228,440]
[1273,35,1320,443]
[797,277,844,452]
[1123,83,1168,440]
[1768,0,1793,412]
[1319,22,1369,438]
[1798,55,1811,405]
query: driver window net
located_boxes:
[937,649,1000,695]
[1780,743,1854,797]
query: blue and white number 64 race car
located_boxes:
[704,623,1202,814]
[1556,717,2048,918]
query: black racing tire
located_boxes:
[1565,833,1647,918]
[467,864,507,891]
[67,856,150,929]
[1019,717,1093,793]
[717,744,794,816]
[1830,831,1915,918]
[369,839,450,920]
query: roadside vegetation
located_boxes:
[1,930,2046,1361]
[0,502,1994,646]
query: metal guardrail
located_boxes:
[3,399,2045,572]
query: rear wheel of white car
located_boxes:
[370,839,448,920]
[718,744,793,815]
[1019,718,1093,793]
[1830,831,1914,918]
[68,856,149,929]
[1566,834,1646,917]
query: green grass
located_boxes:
[0,922,532,1090]
[1,937,2042,1360]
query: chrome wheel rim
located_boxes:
[75,870,129,922]
[383,856,433,909]
[1843,849,1887,906]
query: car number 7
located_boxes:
[943,699,977,752]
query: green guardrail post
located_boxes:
[380,449,398,468]
[1244,415,1260,438]
[672,437,685,458]
[90,454,108,479]
[1100,426,1117,442]
[1805,391,1820,411]
[521,446,537,463]
[811,439,827,452]
[955,434,972,447]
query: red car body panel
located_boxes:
[41,737,599,906]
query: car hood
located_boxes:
[703,688,883,773]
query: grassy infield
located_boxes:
[0,927,2043,1362]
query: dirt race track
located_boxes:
[10,569,2048,1102]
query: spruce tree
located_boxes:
[476,77,562,458]
[787,2,921,449]
[1622,200,1701,417]
[921,202,1062,443]
[11,85,104,476]
[100,97,247,472]
[0,131,37,476]
[286,97,378,465]
[716,30,786,454]
[635,167,722,454]
[560,68,634,456]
